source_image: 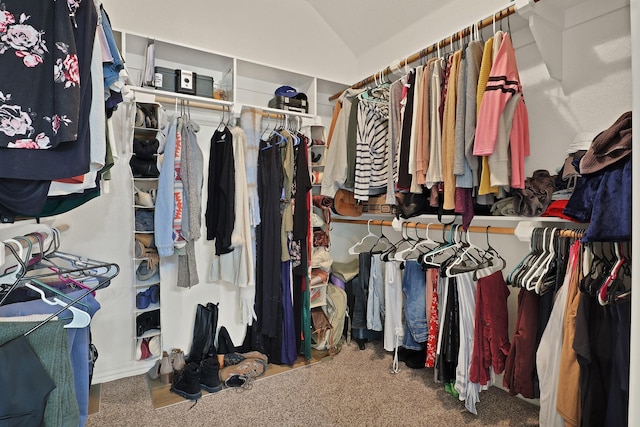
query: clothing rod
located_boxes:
[331,218,515,235]
[3,224,69,256]
[328,3,519,101]
[154,95,288,120]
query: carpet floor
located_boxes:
[87,341,540,427]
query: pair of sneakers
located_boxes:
[136,284,159,309]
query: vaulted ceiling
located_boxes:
[304,0,446,55]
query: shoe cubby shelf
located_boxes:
[138,329,161,339]
[134,302,161,315]
[131,101,163,363]
[113,29,350,122]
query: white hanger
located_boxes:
[1,238,25,285]
[445,227,480,277]
[394,223,437,261]
[348,220,378,255]
[24,282,91,328]
[522,228,550,290]
[533,228,557,294]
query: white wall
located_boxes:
[102,0,358,85]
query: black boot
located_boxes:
[236,324,253,353]
[186,304,213,365]
[216,326,236,368]
[204,302,219,359]
[199,357,222,393]
[170,362,202,400]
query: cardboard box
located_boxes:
[361,194,396,215]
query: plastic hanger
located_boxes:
[598,241,626,306]
[446,228,482,277]
[348,220,378,255]
[520,228,550,290]
[23,282,91,328]
[473,226,506,280]
[532,229,558,293]
[394,223,436,261]
[0,239,27,306]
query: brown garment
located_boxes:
[557,248,583,426]
[441,50,461,210]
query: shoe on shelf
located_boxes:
[136,338,151,361]
[160,351,173,385]
[134,186,155,207]
[199,357,222,393]
[134,233,156,258]
[223,351,268,367]
[136,259,158,281]
[136,284,160,309]
[148,336,161,358]
[147,359,161,380]
[170,362,202,401]
[170,348,186,374]
[219,357,267,389]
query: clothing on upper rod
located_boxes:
[0,1,127,223]
[322,25,532,228]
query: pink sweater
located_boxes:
[473,34,530,189]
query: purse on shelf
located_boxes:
[133,138,159,160]
[310,307,333,349]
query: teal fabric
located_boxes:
[0,320,79,427]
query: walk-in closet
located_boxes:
[0,0,636,425]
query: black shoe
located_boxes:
[199,357,222,393]
[204,302,219,359]
[403,349,427,369]
[170,362,202,400]
[185,304,213,365]
[217,326,236,356]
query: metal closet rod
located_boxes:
[3,224,69,256]
[154,95,287,120]
[328,1,538,102]
[331,218,515,235]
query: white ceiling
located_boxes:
[304,0,446,55]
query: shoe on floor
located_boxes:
[170,362,202,401]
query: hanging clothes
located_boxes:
[354,87,390,201]
[254,134,284,363]
[537,240,580,426]
[205,126,235,255]
[474,33,530,190]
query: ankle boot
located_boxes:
[204,302,219,359]
[199,357,222,393]
[185,304,213,365]
[159,351,173,385]
[170,362,202,401]
[216,326,236,368]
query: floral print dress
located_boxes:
[0,0,80,149]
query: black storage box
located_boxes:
[268,95,308,113]
[196,74,214,98]
[175,69,197,95]
[154,66,175,92]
